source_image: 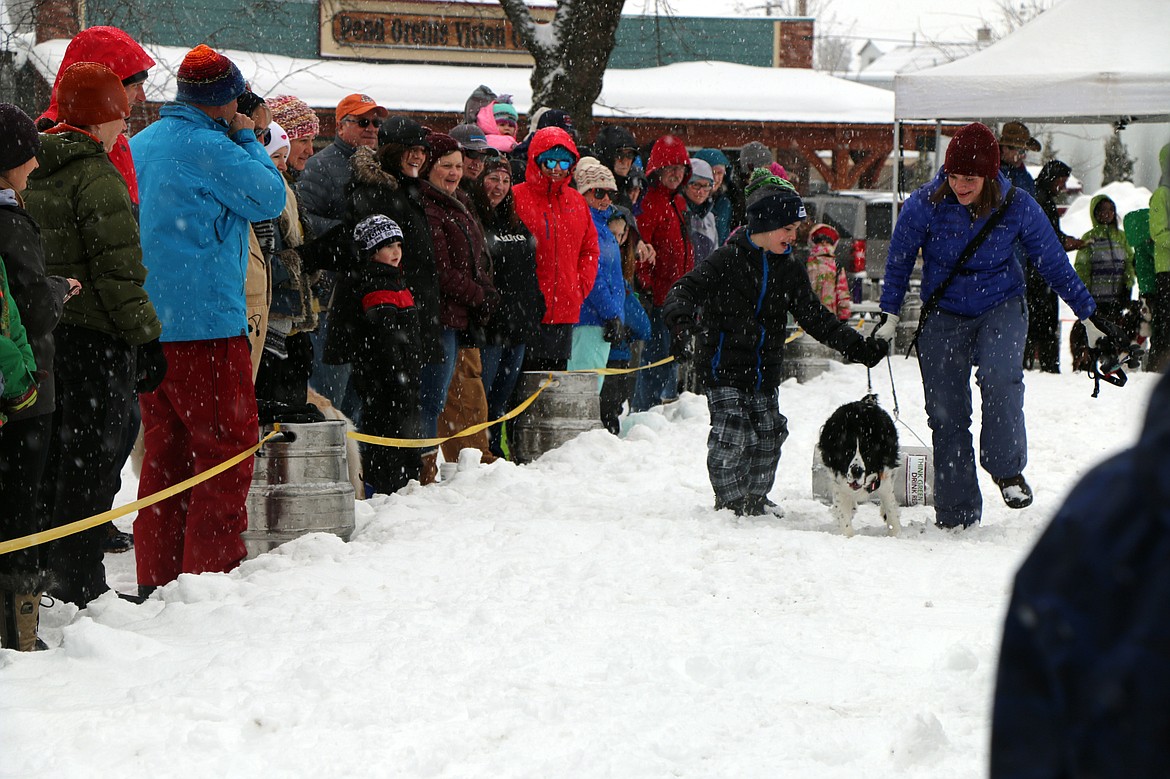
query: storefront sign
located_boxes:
[320,0,553,65]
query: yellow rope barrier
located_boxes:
[0,429,284,557]
[0,356,679,554]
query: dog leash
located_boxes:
[868,357,930,449]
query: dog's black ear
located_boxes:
[818,408,855,473]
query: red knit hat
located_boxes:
[176,44,245,107]
[420,132,461,179]
[944,122,1000,179]
[56,62,130,126]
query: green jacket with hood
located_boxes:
[1075,194,1134,303]
[1150,143,1170,275]
[23,128,160,346]
[0,257,36,402]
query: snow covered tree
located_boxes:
[1102,132,1135,184]
[498,0,625,136]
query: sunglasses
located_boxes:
[615,149,637,160]
[259,128,272,145]
[542,158,572,171]
[344,117,384,129]
[590,188,617,200]
[687,181,713,191]
[811,235,835,244]
[464,148,501,161]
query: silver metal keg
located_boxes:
[243,421,356,558]
[509,372,603,464]
[782,328,841,384]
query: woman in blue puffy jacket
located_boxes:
[567,157,624,390]
[873,122,1109,530]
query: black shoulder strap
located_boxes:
[907,186,1017,356]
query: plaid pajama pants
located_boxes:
[705,385,789,506]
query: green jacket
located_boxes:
[24,129,160,346]
[1075,194,1134,304]
[1150,144,1170,275]
[1123,209,1156,294]
[0,257,36,401]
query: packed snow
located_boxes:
[1,344,1155,777]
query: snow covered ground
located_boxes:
[0,344,1155,778]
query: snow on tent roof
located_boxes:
[894,0,1170,123]
[28,39,894,125]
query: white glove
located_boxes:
[873,312,899,346]
[1081,317,1108,349]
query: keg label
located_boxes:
[904,453,927,506]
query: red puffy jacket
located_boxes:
[636,135,694,307]
[38,26,155,205]
[512,127,599,324]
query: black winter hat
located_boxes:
[0,103,40,173]
[379,116,430,149]
[747,187,807,234]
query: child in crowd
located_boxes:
[330,215,421,495]
[1070,195,1139,370]
[600,207,652,435]
[805,223,851,321]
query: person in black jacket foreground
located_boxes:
[990,369,1170,778]
[663,179,886,516]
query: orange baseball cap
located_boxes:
[335,93,389,123]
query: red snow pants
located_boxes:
[135,337,259,587]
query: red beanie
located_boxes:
[944,122,1000,179]
[56,62,130,126]
[420,132,461,179]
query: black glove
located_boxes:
[670,329,694,363]
[299,223,360,273]
[602,317,626,344]
[257,399,327,426]
[843,334,888,368]
[136,338,168,393]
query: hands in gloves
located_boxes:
[1081,314,1126,352]
[670,328,695,364]
[136,338,168,394]
[602,317,628,344]
[872,312,899,347]
[843,335,888,368]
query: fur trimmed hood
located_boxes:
[349,145,399,191]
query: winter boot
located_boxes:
[420,452,439,486]
[994,474,1034,509]
[1,591,47,652]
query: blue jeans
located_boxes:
[631,307,677,411]
[918,296,1028,528]
[418,328,459,447]
[480,342,526,455]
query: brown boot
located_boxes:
[1,592,46,652]
[420,451,439,486]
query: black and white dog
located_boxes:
[818,395,901,537]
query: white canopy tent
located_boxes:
[890,0,1170,216]
[894,0,1170,124]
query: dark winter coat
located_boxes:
[664,230,866,392]
[340,260,419,370]
[341,146,442,364]
[298,136,359,238]
[420,181,497,336]
[880,168,1096,321]
[25,128,160,347]
[511,128,600,325]
[477,198,545,348]
[990,369,1170,778]
[0,190,69,420]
